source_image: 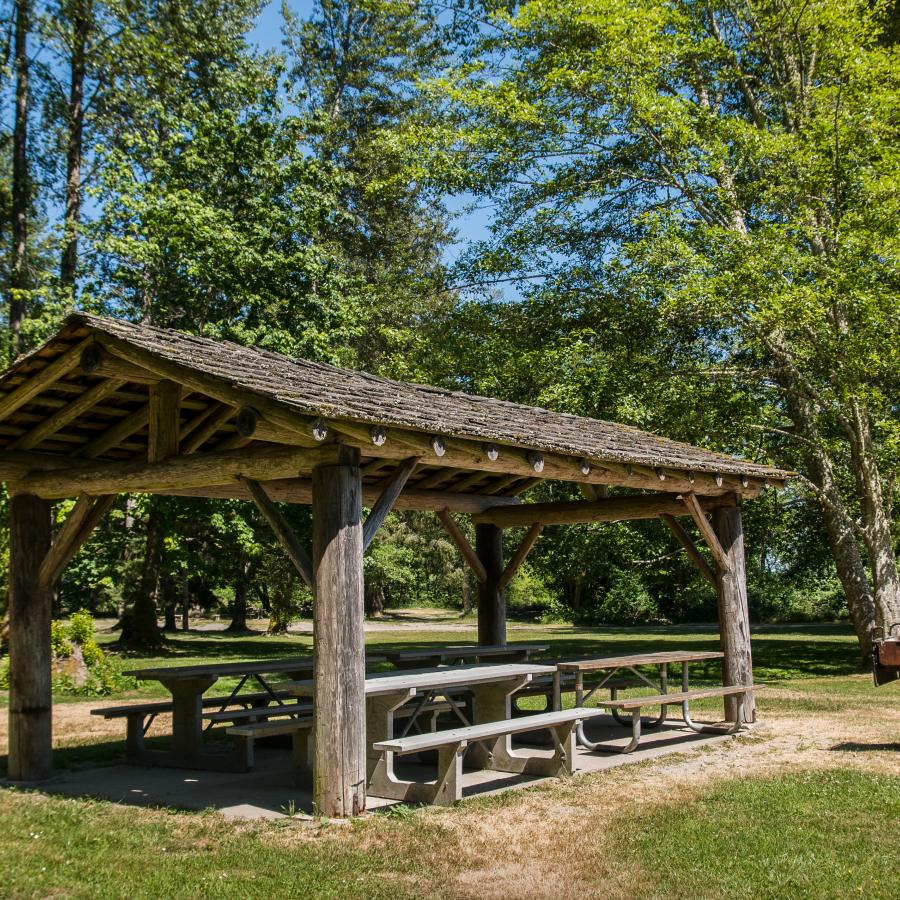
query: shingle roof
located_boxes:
[0,312,787,481]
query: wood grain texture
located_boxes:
[713,504,756,722]
[476,523,506,646]
[683,491,732,572]
[7,492,53,780]
[147,380,181,462]
[311,453,366,817]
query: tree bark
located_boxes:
[9,0,31,360]
[7,492,53,780]
[848,400,900,630]
[119,499,163,647]
[226,553,249,632]
[784,392,877,662]
[60,0,91,293]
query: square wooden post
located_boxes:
[476,523,506,646]
[7,492,54,780]
[712,503,756,722]
[311,447,366,817]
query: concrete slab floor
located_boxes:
[21,715,736,821]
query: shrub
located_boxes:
[590,569,659,625]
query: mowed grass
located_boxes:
[608,769,900,900]
[1,619,899,898]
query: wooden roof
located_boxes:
[0,314,791,503]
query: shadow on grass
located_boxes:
[830,741,900,753]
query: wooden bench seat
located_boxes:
[369,707,607,806]
[584,685,756,754]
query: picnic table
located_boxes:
[383,643,548,669]
[555,650,725,751]
[119,655,385,770]
[285,662,557,800]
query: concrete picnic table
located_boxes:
[383,643,549,669]
[554,650,725,749]
[122,655,385,770]
[284,662,557,798]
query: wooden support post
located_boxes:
[7,492,54,780]
[683,492,731,573]
[311,447,366,817]
[712,504,756,722]
[476,523,506,646]
[147,380,181,462]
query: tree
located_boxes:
[283,0,455,374]
[410,0,900,658]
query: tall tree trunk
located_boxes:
[785,392,877,662]
[9,0,31,360]
[119,500,163,647]
[848,400,900,630]
[60,0,91,294]
[180,578,190,631]
[226,554,249,632]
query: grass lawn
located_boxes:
[1,618,898,898]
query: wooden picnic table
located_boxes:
[123,655,385,770]
[383,643,548,669]
[554,650,725,748]
[285,662,557,796]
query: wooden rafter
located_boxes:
[362,457,418,551]
[496,522,544,592]
[0,337,92,422]
[37,493,116,589]
[76,403,150,459]
[240,476,314,589]
[180,402,235,455]
[660,513,717,587]
[682,492,732,573]
[12,378,127,451]
[436,508,487,583]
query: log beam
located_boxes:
[180,402,235,454]
[7,492,53,780]
[474,492,736,528]
[158,478,519,513]
[240,477,313,589]
[311,447,366,817]
[362,457,418,550]
[11,444,340,498]
[76,403,150,459]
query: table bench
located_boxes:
[598,685,756,752]
[371,707,607,805]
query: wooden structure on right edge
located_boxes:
[0,315,792,815]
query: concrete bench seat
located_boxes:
[227,716,314,769]
[92,690,295,721]
[369,707,607,806]
[587,685,756,754]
